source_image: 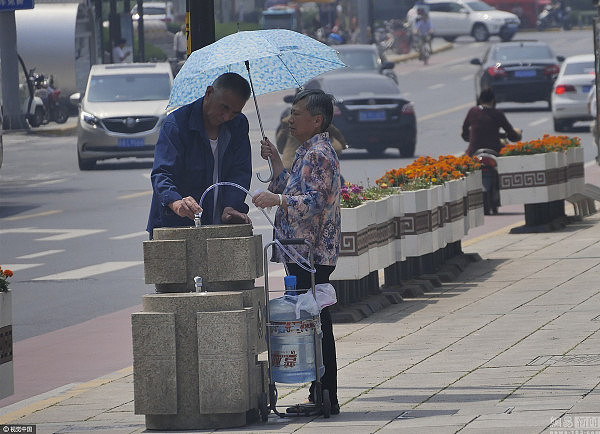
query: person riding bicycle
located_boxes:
[462,88,522,156]
[414,9,433,64]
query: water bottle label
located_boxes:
[269,319,319,335]
[272,349,298,368]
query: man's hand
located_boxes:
[168,196,202,221]
[222,206,251,224]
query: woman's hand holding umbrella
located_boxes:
[260,137,284,180]
[252,137,287,210]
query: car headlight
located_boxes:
[80,110,100,127]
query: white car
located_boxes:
[408,0,520,42]
[551,54,595,132]
[131,1,174,23]
[72,63,173,170]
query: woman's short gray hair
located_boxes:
[293,89,335,132]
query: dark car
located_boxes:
[280,72,416,157]
[470,40,564,108]
[335,44,398,84]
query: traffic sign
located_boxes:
[0,0,34,11]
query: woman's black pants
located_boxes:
[286,262,338,406]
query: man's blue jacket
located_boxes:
[146,97,252,237]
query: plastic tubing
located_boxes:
[199,182,316,273]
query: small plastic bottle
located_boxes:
[284,275,297,296]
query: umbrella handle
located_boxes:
[245,60,274,183]
[257,156,274,183]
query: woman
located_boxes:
[252,89,342,415]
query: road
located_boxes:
[0,29,595,409]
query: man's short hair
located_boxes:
[212,73,251,101]
[293,89,335,132]
[478,88,495,104]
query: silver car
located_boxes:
[74,63,173,170]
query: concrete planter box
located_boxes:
[332,201,376,281]
[370,196,397,273]
[443,178,466,244]
[400,188,431,258]
[389,193,405,264]
[0,290,14,400]
[498,151,568,205]
[566,146,584,197]
[465,170,484,234]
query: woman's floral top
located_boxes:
[269,132,341,266]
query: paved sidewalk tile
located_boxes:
[4,214,600,433]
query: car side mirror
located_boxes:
[470,58,482,65]
[460,8,470,14]
[70,92,82,106]
[381,61,395,70]
[557,55,565,62]
[283,94,294,104]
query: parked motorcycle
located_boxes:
[473,148,500,215]
[537,4,571,31]
[28,72,69,127]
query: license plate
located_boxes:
[514,70,536,78]
[582,85,592,93]
[359,110,386,122]
[118,138,145,148]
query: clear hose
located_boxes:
[199,182,315,273]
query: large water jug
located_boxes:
[268,295,325,384]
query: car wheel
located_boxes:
[553,118,570,132]
[368,147,386,157]
[472,24,490,42]
[78,149,96,170]
[499,28,514,42]
[443,36,456,43]
[399,142,416,158]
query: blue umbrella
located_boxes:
[168,29,345,181]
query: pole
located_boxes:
[0,11,28,130]
[189,0,215,51]
[594,16,600,164]
[137,0,145,61]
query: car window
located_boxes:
[428,3,450,12]
[143,7,166,15]
[337,51,379,70]
[87,73,171,102]
[492,45,553,61]
[564,61,594,75]
[448,3,465,12]
[323,77,399,95]
[466,1,495,11]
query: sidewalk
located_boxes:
[2,193,600,432]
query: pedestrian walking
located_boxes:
[173,24,187,61]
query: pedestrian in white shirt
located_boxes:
[173,24,187,61]
[112,38,131,63]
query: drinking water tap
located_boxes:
[194,276,205,294]
[194,212,202,227]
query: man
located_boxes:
[112,38,131,63]
[173,24,187,61]
[147,73,252,239]
[462,88,521,156]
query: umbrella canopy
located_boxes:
[168,29,345,108]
